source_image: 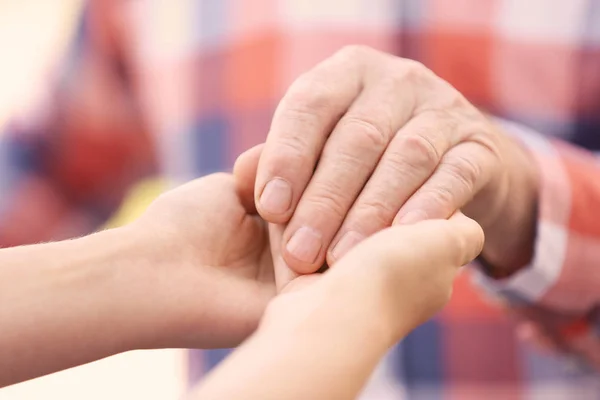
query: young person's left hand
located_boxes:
[1,147,279,386]
[192,207,484,400]
[128,148,277,349]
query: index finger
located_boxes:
[254,47,364,224]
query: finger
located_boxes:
[382,212,484,270]
[313,214,482,344]
[233,144,264,214]
[255,47,365,223]
[325,114,456,264]
[279,274,323,294]
[333,212,484,279]
[280,72,421,273]
[280,59,433,274]
[394,142,496,225]
[268,223,299,293]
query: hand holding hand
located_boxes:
[192,212,484,400]
[262,212,485,344]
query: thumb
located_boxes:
[233,144,264,214]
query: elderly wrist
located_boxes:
[479,136,539,276]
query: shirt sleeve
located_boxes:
[474,119,600,368]
[0,0,155,247]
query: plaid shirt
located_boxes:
[4,0,600,398]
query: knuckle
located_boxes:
[435,90,469,111]
[443,154,481,192]
[337,44,372,59]
[448,91,469,109]
[399,59,431,83]
[285,73,335,114]
[381,155,423,184]
[353,197,397,229]
[338,114,390,149]
[424,185,456,211]
[429,108,458,127]
[302,184,349,222]
[267,135,313,171]
[321,140,373,174]
[276,134,311,158]
[395,133,441,171]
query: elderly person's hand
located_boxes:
[249,45,538,285]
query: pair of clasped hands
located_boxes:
[3,47,539,398]
[150,48,534,398]
[132,47,536,397]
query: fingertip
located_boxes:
[282,252,326,276]
[448,213,485,264]
[233,144,264,179]
[255,177,295,224]
[283,247,327,276]
[234,144,264,214]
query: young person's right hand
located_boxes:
[193,211,484,400]
[264,211,485,346]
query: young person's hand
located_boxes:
[1,147,278,386]
[193,212,484,400]
[128,171,276,349]
[263,212,485,346]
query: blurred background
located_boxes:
[4,1,599,399]
[0,1,185,399]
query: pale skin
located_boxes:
[191,213,483,400]
[0,147,484,398]
[253,45,539,287]
[0,172,276,387]
[5,43,548,395]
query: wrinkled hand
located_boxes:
[127,140,483,349]
[250,45,537,284]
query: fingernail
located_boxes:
[260,178,292,215]
[286,226,323,264]
[395,210,428,225]
[331,231,365,261]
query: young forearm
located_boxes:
[192,288,394,400]
[0,228,152,387]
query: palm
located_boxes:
[135,174,276,347]
[194,182,275,285]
